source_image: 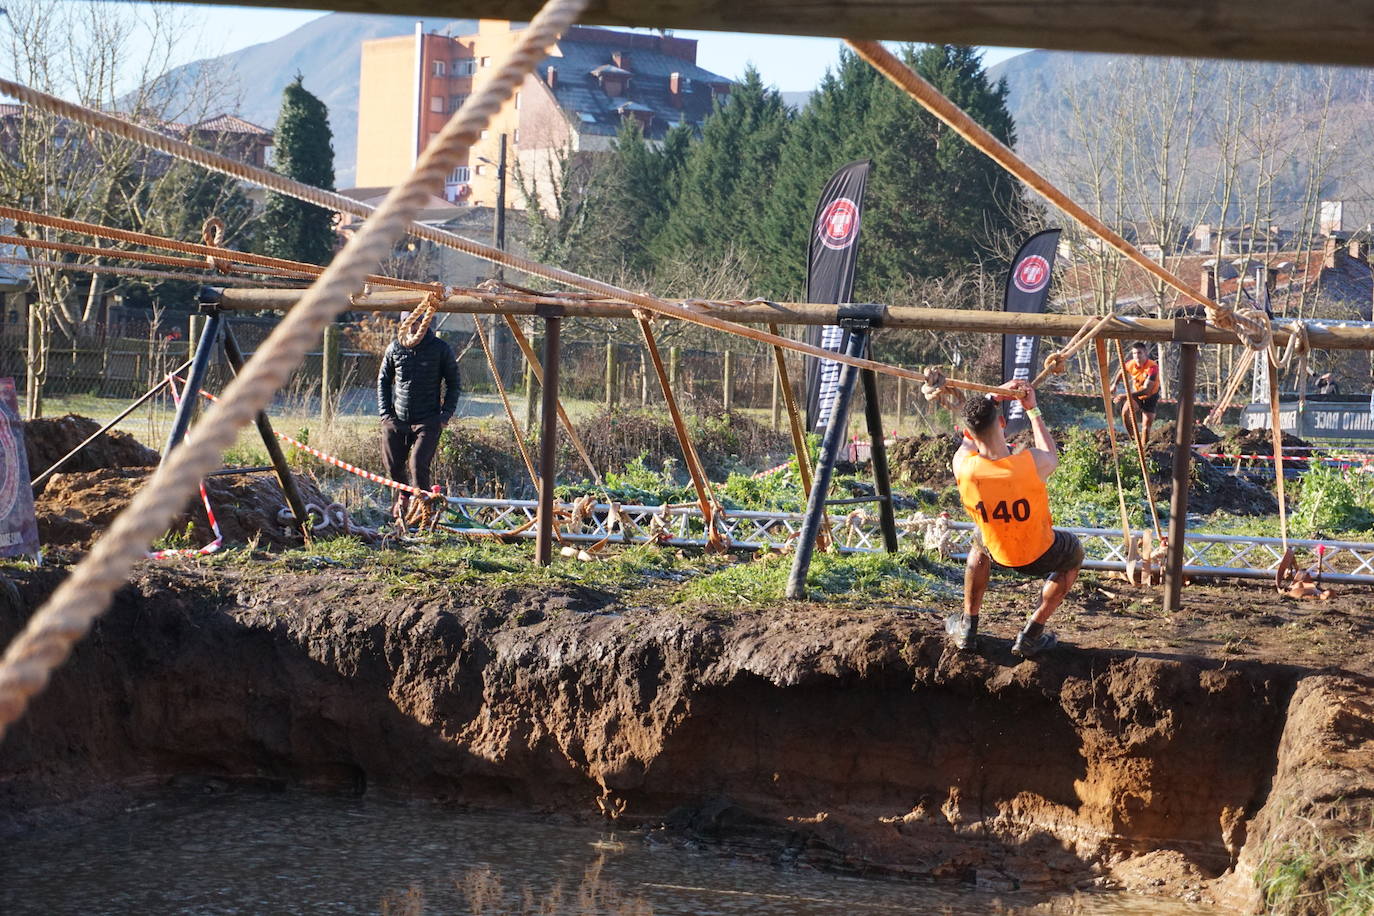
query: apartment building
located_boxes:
[355,20,732,210]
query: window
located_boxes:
[452,59,477,76]
[512,128,520,144]
[475,164,486,176]
[480,129,490,139]
[432,60,446,77]
[514,91,521,110]
[578,112,597,124]
[480,56,491,67]
[449,94,468,112]
[449,166,471,183]
[430,95,444,113]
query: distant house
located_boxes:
[355,19,733,211]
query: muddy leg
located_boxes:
[1030,565,1080,626]
[965,545,991,619]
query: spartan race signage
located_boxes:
[1002,229,1061,434]
[805,160,871,431]
[0,378,38,559]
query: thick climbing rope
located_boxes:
[471,315,541,493]
[635,313,730,552]
[0,206,438,293]
[1032,312,1123,388]
[1267,365,1292,555]
[0,80,1003,400]
[1093,340,1138,559]
[0,0,591,743]
[0,255,305,288]
[844,39,1266,344]
[396,289,443,347]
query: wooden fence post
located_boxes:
[669,346,680,388]
[771,359,781,429]
[723,349,734,412]
[604,338,615,409]
[321,323,340,424]
[186,314,202,367]
[896,376,907,433]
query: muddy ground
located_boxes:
[0,558,1370,914]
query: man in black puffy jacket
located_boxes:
[377,322,460,516]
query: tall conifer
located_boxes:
[257,75,336,266]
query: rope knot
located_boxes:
[397,289,443,347]
[201,217,225,248]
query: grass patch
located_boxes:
[1259,824,1374,915]
[205,537,718,596]
[674,549,951,606]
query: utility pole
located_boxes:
[492,133,507,282]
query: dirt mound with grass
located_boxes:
[1219,427,1311,456]
[571,409,791,482]
[1089,427,1279,517]
[24,415,159,495]
[35,467,355,551]
[887,433,961,487]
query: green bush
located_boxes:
[1292,463,1374,537]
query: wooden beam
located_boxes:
[212,288,1374,351]
[173,0,1374,67]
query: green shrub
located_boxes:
[1292,463,1374,537]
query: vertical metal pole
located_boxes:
[162,312,221,458]
[860,367,898,552]
[1164,319,1203,614]
[221,319,312,540]
[494,133,507,283]
[786,327,869,599]
[535,313,561,566]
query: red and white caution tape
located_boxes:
[148,375,223,559]
[182,380,434,498]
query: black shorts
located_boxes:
[974,528,1084,578]
[1132,392,1160,414]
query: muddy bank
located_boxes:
[24,415,159,496]
[0,565,1369,911]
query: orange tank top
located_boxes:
[1125,358,1160,397]
[954,450,1054,567]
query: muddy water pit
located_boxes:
[0,565,1371,914]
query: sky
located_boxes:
[132,5,1029,92]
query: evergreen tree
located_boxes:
[858,45,1019,292]
[651,68,791,275]
[257,76,336,265]
[754,50,882,297]
[589,119,693,272]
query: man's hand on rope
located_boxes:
[1002,379,1037,410]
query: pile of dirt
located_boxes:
[35,467,355,551]
[1146,419,1221,449]
[1219,426,1311,456]
[24,415,159,495]
[1091,428,1279,516]
[887,433,960,487]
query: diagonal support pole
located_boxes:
[787,325,870,598]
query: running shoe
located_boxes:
[944,612,977,651]
[1011,629,1057,659]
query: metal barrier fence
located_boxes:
[446,496,1374,585]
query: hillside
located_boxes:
[988,50,1374,229]
[161,13,475,186]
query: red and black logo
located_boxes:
[1013,254,1052,294]
[817,198,860,251]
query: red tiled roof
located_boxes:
[188,114,272,137]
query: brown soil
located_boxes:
[0,562,1370,913]
[24,415,159,495]
[34,467,351,551]
[1220,428,1312,456]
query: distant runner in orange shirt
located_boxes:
[944,379,1084,659]
[1114,341,1161,446]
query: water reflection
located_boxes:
[0,791,1219,915]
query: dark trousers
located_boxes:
[382,418,443,501]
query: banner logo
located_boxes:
[1013,254,1051,294]
[817,198,860,251]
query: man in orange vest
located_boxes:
[945,380,1083,658]
[1114,341,1161,446]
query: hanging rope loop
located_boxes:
[397,288,445,346]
